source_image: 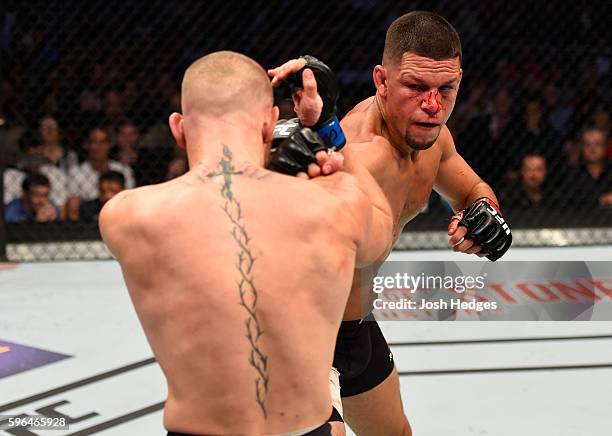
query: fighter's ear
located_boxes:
[263,105,280,145]
[373,65,387,97]
[169,112,186,149]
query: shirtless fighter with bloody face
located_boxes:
[268,11,512,435]
[100,51,393,435]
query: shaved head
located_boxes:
[169,51,279,166]
[181,51,273,119]
[383,11,461,66]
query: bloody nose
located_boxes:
[422,90,441,114]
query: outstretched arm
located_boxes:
[313,161,394,267]
[349,161,395,267]
[434,126,511,260]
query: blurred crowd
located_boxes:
[1,0,611,224]
[2,118,186,222]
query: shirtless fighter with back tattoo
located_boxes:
[100,51,393,435]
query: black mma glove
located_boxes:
[285,55,346,151]
[456,198,512,261]
[268,119,327,175]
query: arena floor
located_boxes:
[1,246,611,436]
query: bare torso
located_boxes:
[101,161,361,435]
[341,97,443,319]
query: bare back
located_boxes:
[100,157,362,434]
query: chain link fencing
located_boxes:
[1,0,611,260]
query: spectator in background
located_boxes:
[567,127,612,207]
[78,170,125,221]
[3,130,41,205]
[109,120,173,186]
[500,153,554,209]
[567,102,612,166]
[66,126,134,220]
[11,130,70,217]
[111,120,141,167]
[5,173,60,223]
[39,115,79,173]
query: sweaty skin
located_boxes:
[100,51,393,436]
[268,51,501,435]
[101,160,383,435]
[340,53,498,320]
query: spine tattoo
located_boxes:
[214,145,269,418]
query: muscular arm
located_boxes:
[434,126,514,259]
[313,167,393,268]
[433,125,499,212]
[348,161,394,267]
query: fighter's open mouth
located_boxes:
[415,122,439,128]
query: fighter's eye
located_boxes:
[406,84,425,91]
[440,86,453,92]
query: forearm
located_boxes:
[454,180,499,212]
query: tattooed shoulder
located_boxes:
[198,145,274,181]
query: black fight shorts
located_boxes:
[333,314,394,397]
